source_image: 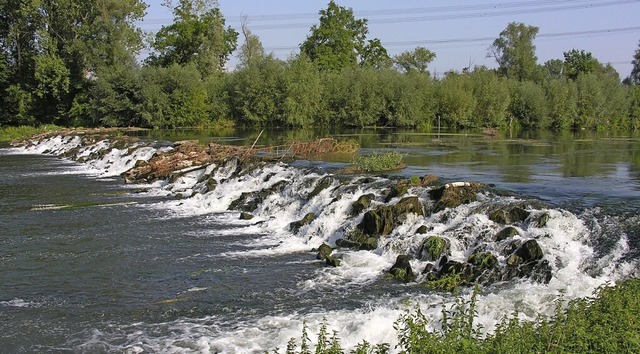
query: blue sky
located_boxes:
[139,0,640,78]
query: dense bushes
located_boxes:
[74,60,640,131]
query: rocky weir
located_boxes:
[14,130,562,291]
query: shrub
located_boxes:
[353,151,404,172]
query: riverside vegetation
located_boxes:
[276,279,640,354]
[1,1,640,131]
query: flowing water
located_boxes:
[1,130,639,353]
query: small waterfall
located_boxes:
[12,133,639,352]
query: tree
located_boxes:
[563,49,599,80]
[148,0,238,77]
[360,38,392,69]
[301,1,385,71]
[394,47,436,74]
[542,59,564,81]
[626,40,640,85]
[489,22,540,81]
[0,0,147,126]
[237,16,264,68]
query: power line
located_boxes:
[262,26,640,52]
[246,0,639,30]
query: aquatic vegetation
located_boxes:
[353,151,404,172]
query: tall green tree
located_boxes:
[394,47,436,74]
[237,17,265,69]
[301,1,385,71]
[0,0,147,126]
[489,22,540,81]
[148,0,238,77]
[563,49,599,80]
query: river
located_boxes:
[1,129,639,353]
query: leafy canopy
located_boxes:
[148,0,238,77]
[489,22,539,81]
[300,1,388,71]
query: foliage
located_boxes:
[394,47,436,74]
[626,40,640,85]
[0,124,61,142]
[436,72,476,128]
[509,80,548,129]
[0,0,147,126]
[300,1,385,71]
[489,22,540,81]
[564,49,599,80]
[148,0,238,77]
[353,151,404,172]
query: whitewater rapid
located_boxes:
[8,133,639,353]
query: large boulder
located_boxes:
[428,182,483,213]
[359,196,424,237]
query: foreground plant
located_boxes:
[275,279,640,354]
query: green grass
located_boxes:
[0,125,62,142]
[276,278,640,353]
[353,151,404,172]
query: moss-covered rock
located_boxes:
[206,177,217,192]
[350,193,375,217]
[531,212,550,228]
[289,212,315,233]
[335,238,360,249]
[495,226,519,241]
[428,182,483,213]
[308,176,335,200]
[418,236,451,262]
[416,225,428,234]
[515,239,544,263]
[316,243,333,260]
[384,182,408,202]
[387,255,416,282]
[358,196,423,237]
[489,206,530,224]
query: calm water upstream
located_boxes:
[1,130,639,353]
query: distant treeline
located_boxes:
[2,1,640,131]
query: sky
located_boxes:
[138,0,640,78]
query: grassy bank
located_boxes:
[279,278,640,353]
[0,125,62,142]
